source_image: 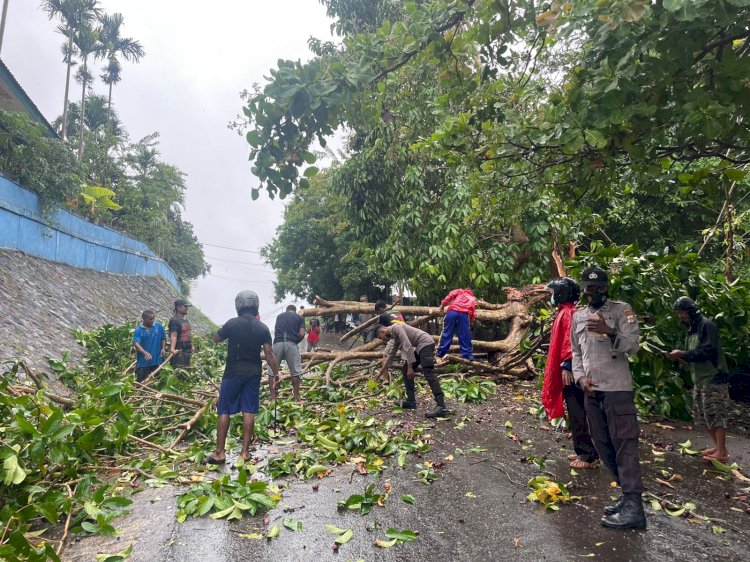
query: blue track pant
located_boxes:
[436,310,473,359]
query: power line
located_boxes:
[206,255,269,267]
[211,263,277,277]
[209,273,277,286]
[203,242,263,254]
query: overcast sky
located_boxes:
[2,0,336,325]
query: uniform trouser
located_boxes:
[584,391,644,494]
[403,344,444,405]
[436,310,473,359]
[563,382,598,462]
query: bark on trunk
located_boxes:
[61,29,74,140]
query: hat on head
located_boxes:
[174,299,192,307]
[673,296,698,313]
[580,267,608,288]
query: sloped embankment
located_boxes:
[0,248,213,377]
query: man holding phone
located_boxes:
[571,267,645,530]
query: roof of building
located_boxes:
[0,57,58,138]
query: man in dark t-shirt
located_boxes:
[270,305,305,401]
[169,299,193,374]
[207,290,279,465]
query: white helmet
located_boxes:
[235,290,259,313]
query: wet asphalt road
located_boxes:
[63,382,750,562]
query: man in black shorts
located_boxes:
[169,299,193,375]
[207,291,279,465]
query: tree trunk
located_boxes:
[61,29,74,140]
[303,297,542,324]
[0,0,10,55]
[107,80,113,129]
[78,61,87,160]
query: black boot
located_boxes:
[601,493,647,530]
[395,399,416,409]
[425,396,450,419]
[603,495,625,516]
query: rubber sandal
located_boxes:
[567,454,578,461]
[206,455,226,465]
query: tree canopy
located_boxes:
[244,0,750,302]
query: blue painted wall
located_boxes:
[0,175,180,290]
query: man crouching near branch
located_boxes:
[207,290,279,465]
[375,323,450,418]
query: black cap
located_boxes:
[673,296,698,312]
[174,299,192,307]
[581,267,608,288]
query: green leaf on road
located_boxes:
[401,494,415,505]
[384,528,417,542]
[283,518,303,532]
[335,529,354,544]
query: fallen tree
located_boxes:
[299,285,549,381]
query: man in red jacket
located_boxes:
[436,288,476,364]
[542,277,598,469]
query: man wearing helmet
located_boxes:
[542,277,598,469]
[666,297,730,462]
[571,267,646,530]
[207,291,279,465]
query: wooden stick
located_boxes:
[325,357,343,385]
[170,399,214,449]
[10,384,77,406]
[19,361,44,389]
[339,314,380,343]
[139,353,175,385]
[56,483,75,556]
[438,355,515,378]
[123,360,137,376]
[132,383,206,407]
[128,434,172,454]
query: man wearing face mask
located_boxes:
[665,297,730,462]
[571,267,645,530]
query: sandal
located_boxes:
[701,448,717,456]
[570,458,599,469]
[567,453,578,461]
[206,455,226,465]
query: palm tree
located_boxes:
[41,0,100,140]
[74,21,101,159]
[97,12,144,130]
[54,93,122,139]
[0,0,10,55]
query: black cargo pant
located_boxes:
[584,391,644,494]
[403,344,445,404]
[563,382,598,463]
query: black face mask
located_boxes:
[587,292,608,309]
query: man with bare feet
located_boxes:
[207,291,279,465]
[666,297,730,462]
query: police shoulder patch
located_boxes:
[622,307,636,323]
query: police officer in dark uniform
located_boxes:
[571,267,646,530]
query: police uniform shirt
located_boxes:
[570,300,640,392]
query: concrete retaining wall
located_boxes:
[0,175,179,289]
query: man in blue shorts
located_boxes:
[207,291,279,464]
[132,310,166,382]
